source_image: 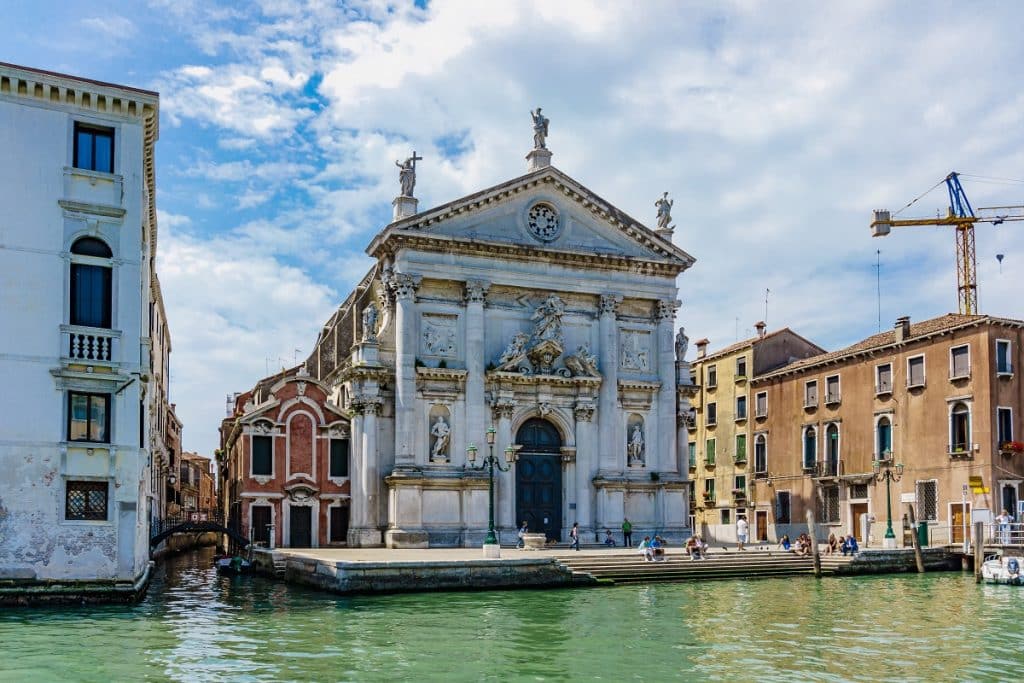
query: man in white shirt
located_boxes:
[736,516,749,551]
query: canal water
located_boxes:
[1,548,1021,682]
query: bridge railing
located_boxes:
[151,511,226,538]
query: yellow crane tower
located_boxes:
[870,172,1024,315]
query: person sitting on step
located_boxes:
[841,534,859,556]
[649,535,664,561]
[604,529,617,546]
[779,534,793,553]
[638,536,653,561]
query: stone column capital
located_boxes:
[352,395,384,416]
[573,401,596,422]
[464,279,491,304]
[599,293,623,316]
[491,399,516,421]
[390,272,422,301]
[655,298,680,322]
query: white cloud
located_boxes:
[81,16,137,39]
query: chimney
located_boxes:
[895,316,911,343]
[696,338,709,359]
[754,321,767,340]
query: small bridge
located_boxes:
[150,513,249,549]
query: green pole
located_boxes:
[485,444,497,545]
[884,471,895,540]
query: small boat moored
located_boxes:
[215,555,252,576]
[981,556,1023,585]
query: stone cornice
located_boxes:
[618,379,662,392]
[486,370,603,388]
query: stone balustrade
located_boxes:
[62,324,120,363]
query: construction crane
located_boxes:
[870,172,1024,315]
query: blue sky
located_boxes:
[6,1,1024,455]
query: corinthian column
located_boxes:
[361,398,383,536]
[493,399,516,534]
[597,294,622,473]
[465,280,490,455]
[347,410,365,536]
[656,299,680,474]
[574,401,596,533]
[391,272,421,467]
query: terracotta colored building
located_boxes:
[751,314,1024,547]
[219,368,350,548]
[686,325,823,541]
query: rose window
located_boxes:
[527,203,560,242]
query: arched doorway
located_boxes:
[515,418,563,541]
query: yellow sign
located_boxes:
[969,476,984,488]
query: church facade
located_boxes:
[306,134,696,548]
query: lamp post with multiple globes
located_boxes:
[873,458,904,548]
[466,426,516,555]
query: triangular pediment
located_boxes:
[367,166,695,275]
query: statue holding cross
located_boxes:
[395,151,423,198]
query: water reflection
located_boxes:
[0,550,1020,682]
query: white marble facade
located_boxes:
[318,156,695,547]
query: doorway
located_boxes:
[755,510,768,542]
[951,502,971,544]
[329,505,349,544]
[515,418,563,542]
[289,505,312,547]
[851,503,868,543]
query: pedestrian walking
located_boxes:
[570,522,580,551]
[517,521,528,549]
[736,516,748,551]
[622,518,633,547]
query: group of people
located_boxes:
[684,534,709,560]
[637,535,670,561]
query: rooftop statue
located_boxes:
[395,151,422,198]
[531,108,549,150]
[655,191,674,231]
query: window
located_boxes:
[705,438,716,465]
[735,434,747,462]
[950,345,970,379]
[876,363,893,394]
[754,434,767,475]
[706,402,717,426]
[876,416,892,459]
[825,423,839,476]
[68,392,110,443]
[804,380,818,408]
[720,509,731,525]
[950,402,970,453]
[776,491,792,524]
[907,355,925,387]
[755,391,767,418]
[736,396,747,420]
[736,356,747,378]
[251,504,272,546]
[825,375,840,404]
[819,485,840,524]
[916,480,938,522]
[329,505,349,543]
[998,407,1013,444]
[73,123,114,173]
[703,478,715,500]
[252,435,273,476]
[70,238,113,329]
[329,439,350,478]
[688,442,696,469]
[996,340,1012,374]
[802,426,816,469]
[65,480,108,520]
[734,474,746,492]
[706,365,717,388]
[849,483,868,500]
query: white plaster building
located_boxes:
[308,136,696,547]
[0,63,162,602]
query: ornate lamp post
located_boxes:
[873,459,904,548]
[466,426,516,555]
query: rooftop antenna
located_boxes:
[293,348,302,365]
[764,288,770,328]
[735,316,739,341]
[875,249,882,333]
[997,253,1004,273]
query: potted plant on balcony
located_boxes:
[1000,441,1024,455]
[732,488,747,500]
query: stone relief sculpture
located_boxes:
[531,294,565,345]
[655,191,674,231]
[620,331,650,372]
[395,152,422,197]
[422,315,457,357]
[675,327,688,361]
[495,332,530,371]
[361,303,378,342]
[627,422,645,466]
[531,107,549,149]
[430,415,451,461]
[564,343,600,377]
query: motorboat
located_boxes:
[215,555,252,575]
[981,555,1023,585]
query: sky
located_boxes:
[6,0,1024,456]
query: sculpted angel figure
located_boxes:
[531,294,565,344]
[531,107,549,150]
[565,343,600,377]
[430,416,451,459]
[655,191,674,230]
[497,332,530,370]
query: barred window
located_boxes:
[849,483,869,499]
[916,480,938,521]
[819,485,840,524]
[66,480,108,520]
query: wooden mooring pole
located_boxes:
[806,509,821,577]
[906,504,925,573]
[974,521,985,584]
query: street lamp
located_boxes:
[466,426,516,554]
[873,459,904,548]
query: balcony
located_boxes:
[731,489,747,503]
[62,325,121,365]
[701,493,716,507]
[875,382,893,396]
[61,166,126,217]
[813,460,842,479]
[948,443,974,459]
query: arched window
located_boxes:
[876,416,892,460]
[825,423,839,475]
[803,426,816,470]
[950,402,970,453]
[754,434,767,475]
[70,237,112,329]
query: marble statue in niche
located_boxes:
[362,303,378,342]
[621,331,650,372]
[430,415,451,462]
[627,418,645,467]
[675,327,688,361]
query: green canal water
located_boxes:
[1,549,1022,682]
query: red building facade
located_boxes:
[219,368,350,548]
